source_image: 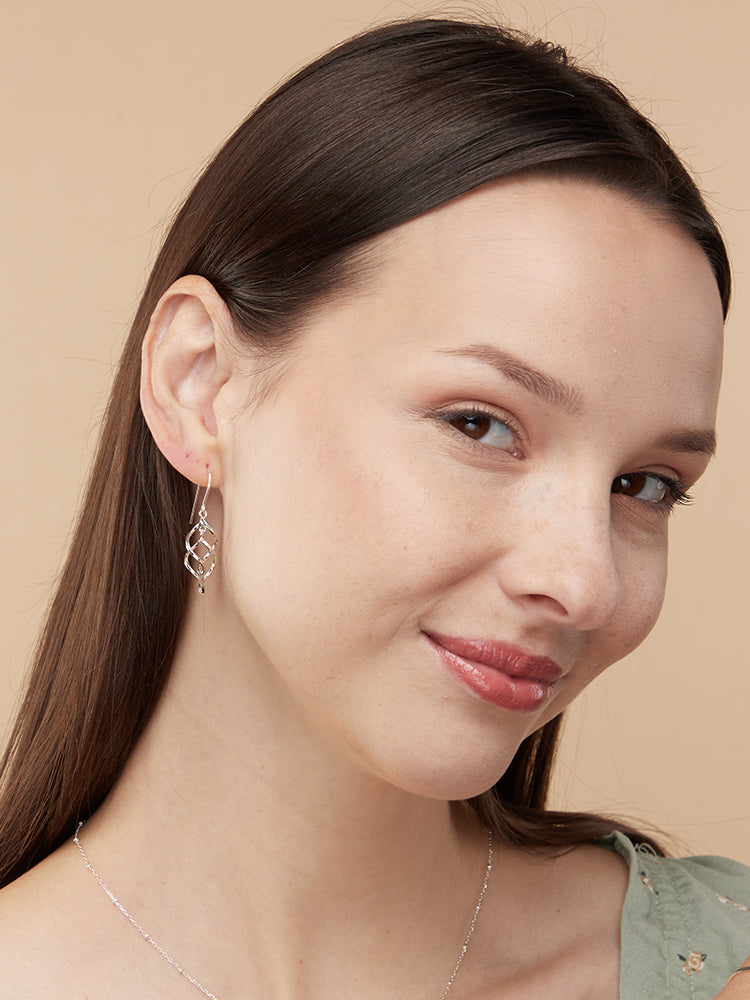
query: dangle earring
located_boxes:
[184,471,218,594]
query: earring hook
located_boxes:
[189,469,212,525]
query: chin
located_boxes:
[370,738,521,803]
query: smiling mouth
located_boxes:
[423,631,563,712]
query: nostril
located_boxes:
[525,593,569,618]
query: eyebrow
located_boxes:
[653,429,717,458]
[437,343,583,414]
[438,342,717,458]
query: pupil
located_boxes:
[457,414,490,440]
[621,474,643,496]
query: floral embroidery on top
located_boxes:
[716,892,750,912]
[640,870,658,895]
[679,952,707,975]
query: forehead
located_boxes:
[322,176,724,423]
[375,176,720,328]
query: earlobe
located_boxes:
[140,275,235,485]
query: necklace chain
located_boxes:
[438,828,494,1000]
[73,822,493,1000]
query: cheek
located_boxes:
[581,538,669,692]
[220,404,442,659]
[533,549,667,735]
[616,527,669,648]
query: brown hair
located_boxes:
[0,17,729,886]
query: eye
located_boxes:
[611,471,692,512]
[441,409,521,454]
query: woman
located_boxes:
[0,16,747,999]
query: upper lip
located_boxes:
[424,631,564,683]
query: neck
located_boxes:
[87,592,491,1000]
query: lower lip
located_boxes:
[426,635,557,712]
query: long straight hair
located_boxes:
[0,17,730,886]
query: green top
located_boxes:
[601,831,750,998]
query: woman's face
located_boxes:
[217,176,723,800]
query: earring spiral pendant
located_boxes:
[184,503,217,593]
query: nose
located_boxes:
[494,483,621,632]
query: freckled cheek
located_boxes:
[589,545,669,682]
[623,532,668,629]
[541,569,669,728]
[306,444,438,579]
[225,421,434,622]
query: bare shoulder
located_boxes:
[471,840,628,999]
[544,839,631,909]
[0,843,108,999]
[0,842,194,1000]
[519,839,629,941]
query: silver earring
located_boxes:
[184,471,218,594]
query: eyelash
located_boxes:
[438,405,694,514]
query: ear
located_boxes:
[140,275,235,486]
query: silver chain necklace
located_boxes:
[74,822,493,1000]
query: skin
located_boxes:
[0,176,726,999]
[718,963,750,999]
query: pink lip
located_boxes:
[424,631,563,712]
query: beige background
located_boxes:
[2,0,748,862]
